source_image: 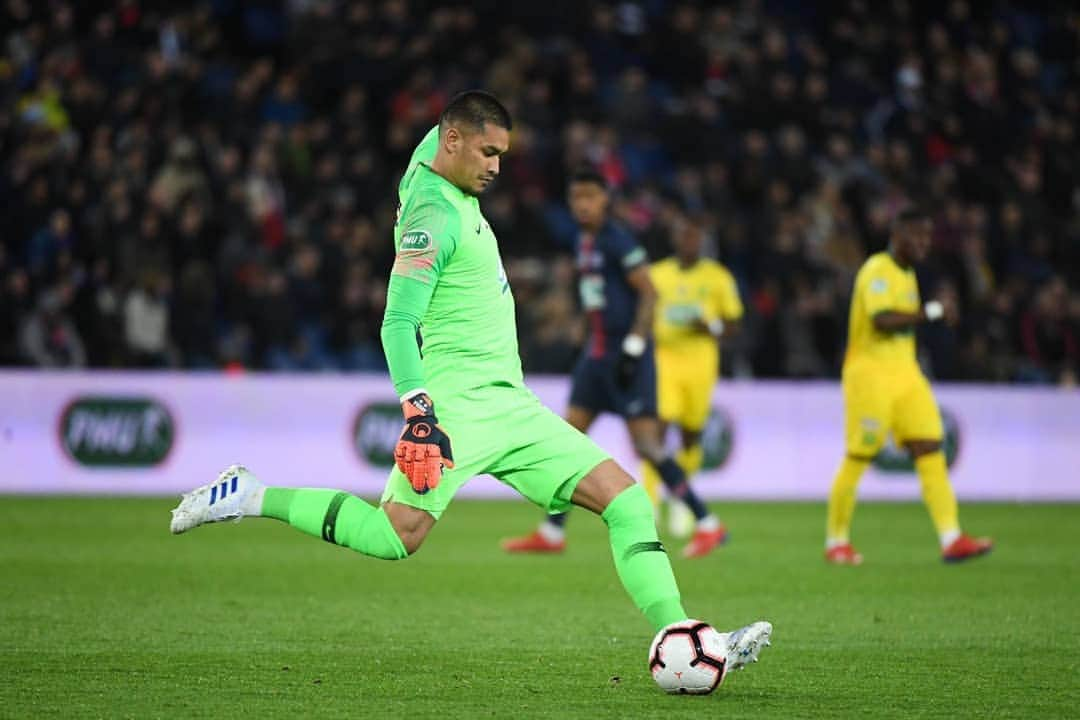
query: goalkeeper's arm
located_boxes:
[380,274,432,401]
[381,274,456,493]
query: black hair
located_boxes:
[893,204,931,227]
[439,90,512,134]
[568,166,608,190]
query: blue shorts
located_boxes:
[569,347,657,418]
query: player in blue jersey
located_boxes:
[501,168,727,558]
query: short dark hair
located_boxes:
[894,204,931,226]
[439,90,512,135]
[568,166,608,190]
[890,205,933,236]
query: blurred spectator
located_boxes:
[261,73,308,127]
[18,286,86,368]
[149,137,209,216]
[172,261,217,369]
[123,271,171,367]
[71,258,123,367]
[1018,277,1078,385]
[0,269,32,365]
[27,209,74,283]
[1,1,1078,384]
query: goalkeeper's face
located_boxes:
[446,123,510,196]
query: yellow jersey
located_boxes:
[651,257,743,363]
[844,251,921,368]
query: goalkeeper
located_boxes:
[169,90,772,664]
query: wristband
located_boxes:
[924,301,944,321]
[622,334,646,357]
[707,318,725,337]
[400,388,434,418]
[400,387,430,404]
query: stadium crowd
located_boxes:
[2,0,1078,385]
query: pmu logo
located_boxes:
[700,406,735,471]
[353,402,402,467]
[60,397,174,467]
[873,407,961,473]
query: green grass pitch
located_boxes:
[2,498,1078,719]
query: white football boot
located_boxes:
[719,621,773,671]
[667,499,696,539]
[170,464,264,534]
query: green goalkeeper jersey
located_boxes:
[380,127,523,398]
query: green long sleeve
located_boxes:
[380,274,435,397]
[381,198,459,398]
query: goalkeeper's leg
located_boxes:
[571,459,688,631]
[170,465,418,559]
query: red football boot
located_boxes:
[942,534,993,563]
[500,530,566,554]
[681,524,728,558]
[825,543,864,565]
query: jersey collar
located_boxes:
[418,162,472,202]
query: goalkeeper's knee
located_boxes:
[602,483,657,531]
[333,501,411,560]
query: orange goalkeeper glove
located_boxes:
[395,392,454,494]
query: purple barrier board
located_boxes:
[0,371,1076,500]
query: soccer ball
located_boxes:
[648,620,728,694]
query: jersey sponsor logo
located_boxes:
[59,396,175,467]
[400,230,432,251]
[393,230,436,278]
[353,402,403,467]
[701,406,735,471]
[664,304,704,325]
[579,274,606,310]
[873,407,961,473]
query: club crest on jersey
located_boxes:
[400,230,431,251]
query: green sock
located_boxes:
[602,484,688,632]
[261,488,408,560]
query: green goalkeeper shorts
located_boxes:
[380,382,610,519]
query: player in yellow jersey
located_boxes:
[825,207,993,565]
[642,219,743,539]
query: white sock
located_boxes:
[241,486,267,517]
[696,515,720,532]
[825,537,849,550]
[939,529,961,549]
[538,521,565,543]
